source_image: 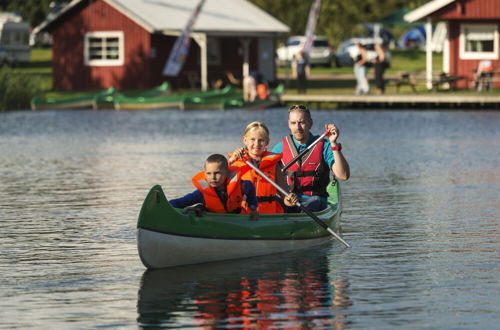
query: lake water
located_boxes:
[0,108,498,329]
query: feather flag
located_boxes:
[163,0,206,76]
[302,0,321,55]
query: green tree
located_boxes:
[0,0,53,28]
[250,0,430,45]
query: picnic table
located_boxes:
[432,73,466,91]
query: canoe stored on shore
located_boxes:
[31,87,115,110]
[115,85,234,110]
[93,82,170,110]
[137,181,342,269]
[181,84,284,110]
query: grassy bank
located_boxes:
[0,48,52,110]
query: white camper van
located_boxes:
[0,12,30,65]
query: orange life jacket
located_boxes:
[257,84,268,100]
[192,167,245,213]
[230,151,284,214]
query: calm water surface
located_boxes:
[0,108,498,329]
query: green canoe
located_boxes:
[114,85,234,110]
[137,180,342,269]
[31,87,116,110]
[182,84,284,110]
[223,84,284,110]
[93,82,170,110]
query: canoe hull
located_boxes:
[137,183,342,269]
[137,228,332,269]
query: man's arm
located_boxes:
[331,149,350,180]
[325,124,350,181]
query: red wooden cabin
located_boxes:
[35,0,289,91]
[406,0,500,89]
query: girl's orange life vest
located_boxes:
[257,84,268,100]
[191,167,246,213]
[230,151,284,214]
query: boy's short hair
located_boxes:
[205,154,229,172]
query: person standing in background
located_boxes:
[292,51,309,94]
[373,43,388,94]
[351,42,369,95]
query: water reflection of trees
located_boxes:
[137,249,352,328]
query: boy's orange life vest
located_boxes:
[191,167,245,213]
[257,84,268,100]
[281,135,330,197]
[230,151,284,214]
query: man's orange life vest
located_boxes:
[192,168,245,213]
[230,151,284,214]
[281,135,330,197]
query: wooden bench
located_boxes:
[389,73,417,93]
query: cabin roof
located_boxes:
[404,0,455,23]
[34,0,290,35]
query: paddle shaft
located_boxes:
[281,130,330,173]
[242,159,350,248]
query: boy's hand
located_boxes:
[249,209,259,220]
[284,193,298,207]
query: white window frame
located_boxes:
[460,23,498,60]
[84,31,124,66]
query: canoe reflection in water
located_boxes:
[137,249,352,329]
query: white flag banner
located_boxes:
[163,0,206,76]
[302,0,321,55]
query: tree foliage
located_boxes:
[0,0,53,28]
[250,0,430,45]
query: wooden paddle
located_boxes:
[242,158,350,248]
[281,129,331,173]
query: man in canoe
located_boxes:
[169,154,259,219]
[229,121,298,214]
[272,104,350,212]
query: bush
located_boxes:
[0,68,42,110]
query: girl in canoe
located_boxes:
[229,121,297,213]
[169,153,259,219]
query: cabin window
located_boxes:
[84,31,124,66]
[460,24,498,60]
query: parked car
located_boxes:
[276,36,333,67]
[333,38,391,68]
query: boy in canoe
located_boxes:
[229,121,298,213]
[169,154,259,219]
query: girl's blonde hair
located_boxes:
[243,121,270,142]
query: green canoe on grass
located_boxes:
[93,82,170,110]
[137,180,342,269]
[31,87,116,110]
[114,85,235,110]
[223,84,284,110]
[182,84,284,110]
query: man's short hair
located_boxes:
[205,154,229,172]
[288,104,312,122]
